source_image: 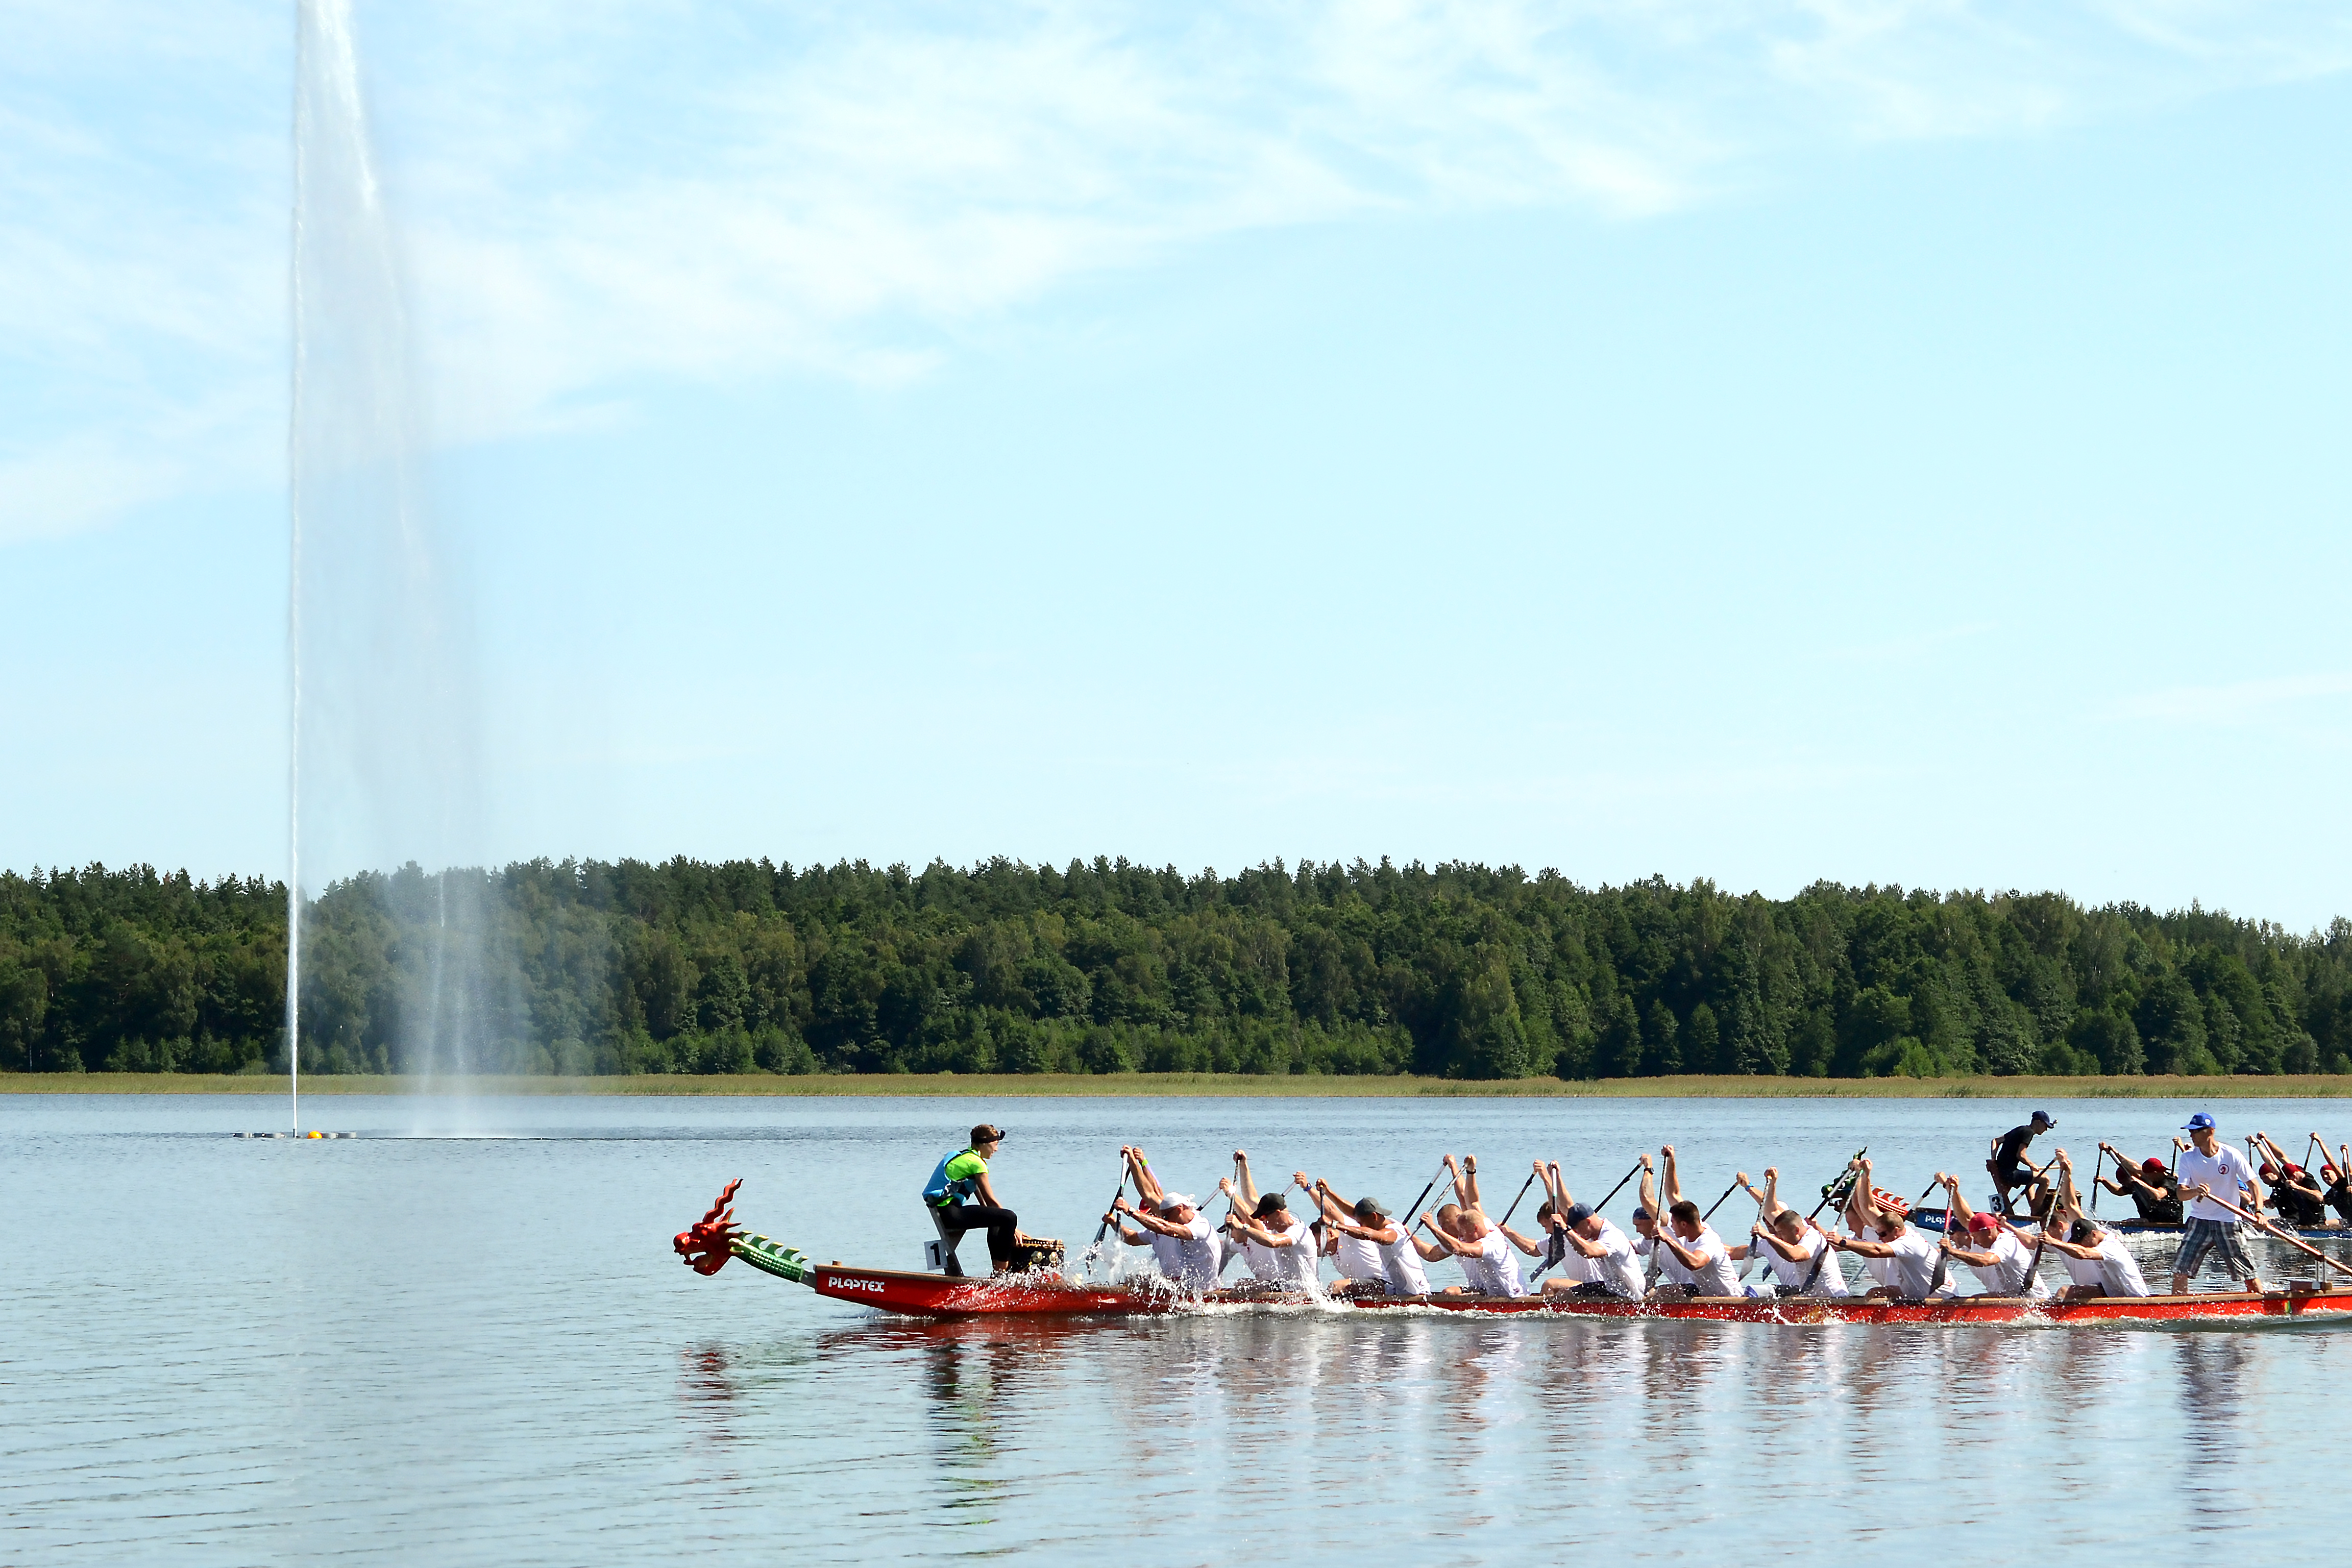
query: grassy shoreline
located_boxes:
[10,1071,2352,1098]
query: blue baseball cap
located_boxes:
[1562,1203,1596,1227]
[2184,1113,2216,1132]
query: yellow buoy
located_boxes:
[307,1130,323,1139]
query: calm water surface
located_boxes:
[6,1092,2347,1562]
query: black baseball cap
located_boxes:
[1355,1197,1388,1219]
[971,1124,1007,1145]
[1254,1193,1288,1216]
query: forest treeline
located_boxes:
[4,857,2350,1081]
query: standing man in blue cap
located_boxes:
[2170,1112,2267,1296]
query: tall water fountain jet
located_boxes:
[290,0,498,1131]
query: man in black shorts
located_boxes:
[1988,1112,2054,1217]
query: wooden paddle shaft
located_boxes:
[2195,1191,2352,1280]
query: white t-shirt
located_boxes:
[1333,1228,1385,1282]
[2059,1245,2105,1290]
[1880,1227,1954,1300]
[2179,1143,2258,1223]
[1682,1228,1742,1296]
[2095,1232,2152,1297]
[1459,1228,1526,1296]
[1760,1229,1850,1296]
[1582,1219,1646,1298]
[1376,1229,1431,1295]
[1148,1213,1223,1290]
[1964,1229,2049,1298]
[1634,1233,1695,1287]
[1244,1214,1320,1289]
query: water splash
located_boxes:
[290,0,495,1132]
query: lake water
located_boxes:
[7,1091,2347,1561]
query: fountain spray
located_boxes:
[288,0,501,1128]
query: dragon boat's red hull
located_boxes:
[798,1262,2352,1326]
[807,1263,1157,1315]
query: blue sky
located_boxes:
[4,1,2350,925]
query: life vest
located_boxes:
[923,1148,987,1209]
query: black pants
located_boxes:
[939,1202,1019,1271]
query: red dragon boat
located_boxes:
[673,1183,2352,1328]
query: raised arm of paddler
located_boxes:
[1541,1161,1577,1218]
[1661,1145,1685,1208]
[1844,1157,1878,1235]
[1232,1150,1260,1210]
[2051,1149,2079,1215]
[1120,1145,1165,1206]
[1938,1172,1981,1232]
[1725,1170,1762,1260]
[1447,1153,1485,1213]
[1637,1152,1658,1219]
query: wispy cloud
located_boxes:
[2115,671,2352,723]
[7,0,2351,540]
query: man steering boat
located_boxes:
[922,1123,1022,1276]
[1988,1112,2055,1218]
[2171,1112,2267,1296]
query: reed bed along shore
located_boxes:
[10,1072,2352,1099]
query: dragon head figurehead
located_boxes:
[673,1179,745,1275]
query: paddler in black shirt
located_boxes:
[2249,1132,2331,1228]
[2322,1143,2352,1224]
[2095,1143,2184,1224]
[1988,1112,2054,1218]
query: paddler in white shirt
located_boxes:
[1828,1157,1954,1301]
[1530,1163,1645,1298]
[1627,1150,1673,1289]
[1633,1146,1741,1298]
[1108,1190,1224,1291]
[1307,1178,1433,1296]
[1739,1168,1851,1297]
[1931,1173,2051,1298]
[2026,1155,2152,1299]
[2170,1112,2268,1295]
[1648,1198,1743,1298]
[1219,1180,1322,1291]
[1415,1154,1531,1297]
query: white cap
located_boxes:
[1158,1193,1197,1210]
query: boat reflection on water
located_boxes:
[689,1291,2352,1558]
